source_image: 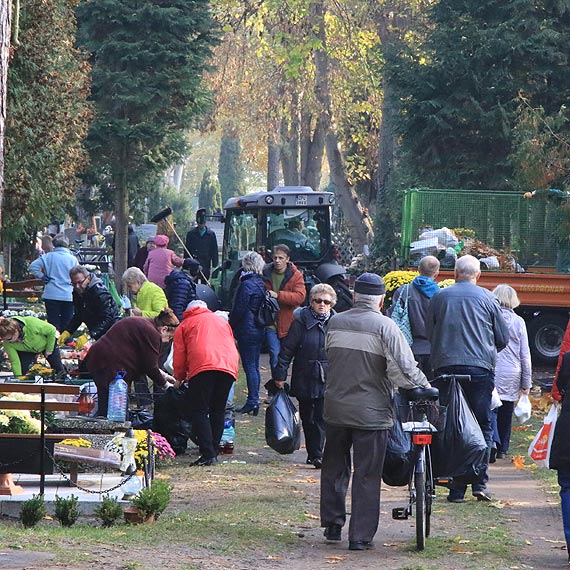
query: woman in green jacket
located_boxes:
[0,316,64,376]
[121,267,168,318]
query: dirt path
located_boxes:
[1,360,566,570]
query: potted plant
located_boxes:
[125,479,171,524]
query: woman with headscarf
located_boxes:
[143,234,183,289]
[84,308,178,416]
[229,251,267,416]
[272,283,337,469]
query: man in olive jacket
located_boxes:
[320,273,430,551]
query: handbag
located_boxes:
[255,290,280,327]
[391,284,413,345]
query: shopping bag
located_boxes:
[391,284,413,345]
[382,393,415,487]
[513,394,532,424]
[265,389,301,455]
[491,388,502,410]
[528,404,558,468]
[431,377,488,485]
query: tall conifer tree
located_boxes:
[76,0,218,283]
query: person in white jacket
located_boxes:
[491,284,532,459]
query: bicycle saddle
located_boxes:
[400,386,439,401]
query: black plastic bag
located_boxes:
[265,389,301,454]
[382,393,416,487]
[153,385,193,455]
[431,377,488,485]
[129,409,153,430]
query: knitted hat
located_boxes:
[354,272,386,295]
[153,234,169,247]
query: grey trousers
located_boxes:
[320,425,389,543]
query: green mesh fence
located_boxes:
[401,188,562,269]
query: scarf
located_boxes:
[311,308,331,323]
[412,275,440,299]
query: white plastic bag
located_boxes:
[513,394,532,424]
[527,404,558,468]
[490,388,503,410]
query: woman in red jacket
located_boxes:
[173,300,240,466]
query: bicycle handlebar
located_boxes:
[433,374,471,382]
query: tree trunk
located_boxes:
[113,165,129,291]
[0,0,12,233]
[374,9,398,208]
[376,77,395,207]
[310,0,373,253]
[267,131,280,191]
[300,111,326,190]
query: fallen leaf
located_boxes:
[450,546,474,553]
[525,539,533,545]
[304,512,319,519]
[513,455,526,469]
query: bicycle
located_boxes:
[391,385,446,551]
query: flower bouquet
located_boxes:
[104,430,175,470]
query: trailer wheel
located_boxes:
[328,277,352,313]
[528,314,568,366]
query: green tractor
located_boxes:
[210,186,352,312]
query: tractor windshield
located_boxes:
[264,208,330,263]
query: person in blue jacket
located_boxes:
[29,233,77,332]
[164,258,200,321]
[229,251,266,415]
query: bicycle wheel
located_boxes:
[415,448,426,550]
[425,446,434,538]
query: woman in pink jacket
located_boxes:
[173,300,240,466]
[143,234,183,289]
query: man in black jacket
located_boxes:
[184,209,218,279]
[58,266,121,348]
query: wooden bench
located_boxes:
[2,278,45,311]
[0,382,80,495]
[53,443,121,485]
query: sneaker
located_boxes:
[324,524,342,541]
[496,452,506,459]
[473,490,492,502]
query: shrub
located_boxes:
[130,479,171,520]
[20,494,46,528]
[94,495,123,527]
[54,495,80,527]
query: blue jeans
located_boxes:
[265,328,281,375]
[237,335,263,407]
[435,366,494,497]
[559,470,570,553]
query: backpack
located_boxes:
[391,284,413,345]
[256,290,280,327]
